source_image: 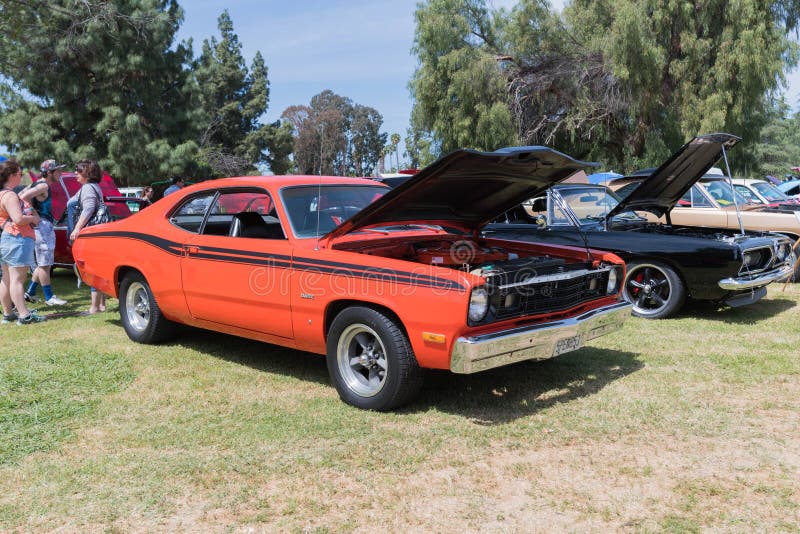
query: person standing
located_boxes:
[0,160,45,324]
[141,186,154,206]
[162,176,184,196]
[19,160,67,306]
[68,159,106,314]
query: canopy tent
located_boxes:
[0,155,7,162]
[587,171,623,185]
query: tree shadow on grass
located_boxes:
[407,348,642,424]
[678,297,795,324]
[105,319,642,420]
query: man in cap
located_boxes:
[18,160,67,305]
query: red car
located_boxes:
[73,147,632,410]
[46,172,148,267]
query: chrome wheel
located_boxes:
[125,281,151,332]
[336,323,388,398]
[624,263,674,317]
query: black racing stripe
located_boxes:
[191,251,292,269]
[293,264,462,290]
[81,230,465,291]
[191,250,456,290]
[83,230,183,256]
[197,244,292,263]
[197,243,456,288]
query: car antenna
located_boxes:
[721,144,745,236]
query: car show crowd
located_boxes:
[0,158,111,323]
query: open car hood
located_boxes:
[327,146,598,239]
[606,133,741,220]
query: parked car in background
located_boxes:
[73,147,632,410]
[777,179,800,199]
[51,172,148,267]
[728,178,800,210]
[609,169,800,242]
[485,135,795,318]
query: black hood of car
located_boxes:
[327,146,599,239]
[606,133,741,220]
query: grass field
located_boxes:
[1,272,799,532]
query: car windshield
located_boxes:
[751,181,790,202]
[699,180,750,206]
[281,185,387,238]
[556,186,644,224]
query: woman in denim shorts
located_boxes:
[0,160,45,324]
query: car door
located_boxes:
[179,188,294,339]
[669,185,728,227]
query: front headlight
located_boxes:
[742,250,764,269]
[468,287,489,323]
[606,267,621,294]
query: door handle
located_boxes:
[184,246,199,256]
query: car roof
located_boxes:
[179,175,384,193]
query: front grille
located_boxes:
[492,270,610,320]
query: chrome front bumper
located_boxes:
[450,301,632,374]
[718,263,794,290]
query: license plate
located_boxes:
[553,334,582,356]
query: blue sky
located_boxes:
[178,0,800,159]
[177,0,520,147]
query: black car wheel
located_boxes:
[119,271,176,343]
[623,261,686,319]
[326,306,424,411]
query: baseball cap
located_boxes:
[40,159,66,173]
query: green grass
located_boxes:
[1,272,799,532]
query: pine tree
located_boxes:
[0,0,199,185]
[193,10,292,176]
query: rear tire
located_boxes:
[326,306,424,411]
[119,272,176,343]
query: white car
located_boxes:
[730,178,800,208]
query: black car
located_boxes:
[484,134,795,319]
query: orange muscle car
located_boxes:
[72,147,632,410]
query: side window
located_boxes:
[734,185,760,203]
[205,190,285,239]
[169,192,216,233]
[690,185,713,207]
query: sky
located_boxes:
[177,0,521,148]
[178,0,800,160]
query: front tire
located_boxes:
[326,306,424,411]
[119,272,176,343]
[623,261,686,319]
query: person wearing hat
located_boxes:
[18,160,67,306]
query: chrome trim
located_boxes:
[719,263,794,290]
[450,301,632,374]
[497,266,614,290]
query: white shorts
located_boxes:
[31,219,56,268]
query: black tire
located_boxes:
[623,261,686,319]
[119,271,176,343]
[326,306,424,411]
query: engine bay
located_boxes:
[334,238,580,281]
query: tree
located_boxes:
[410,0,518,155]
[751,99,800,178]
[282,90,386,176]
[193,10,293,176]
[0,0,199,185]
[410,0,800,172]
